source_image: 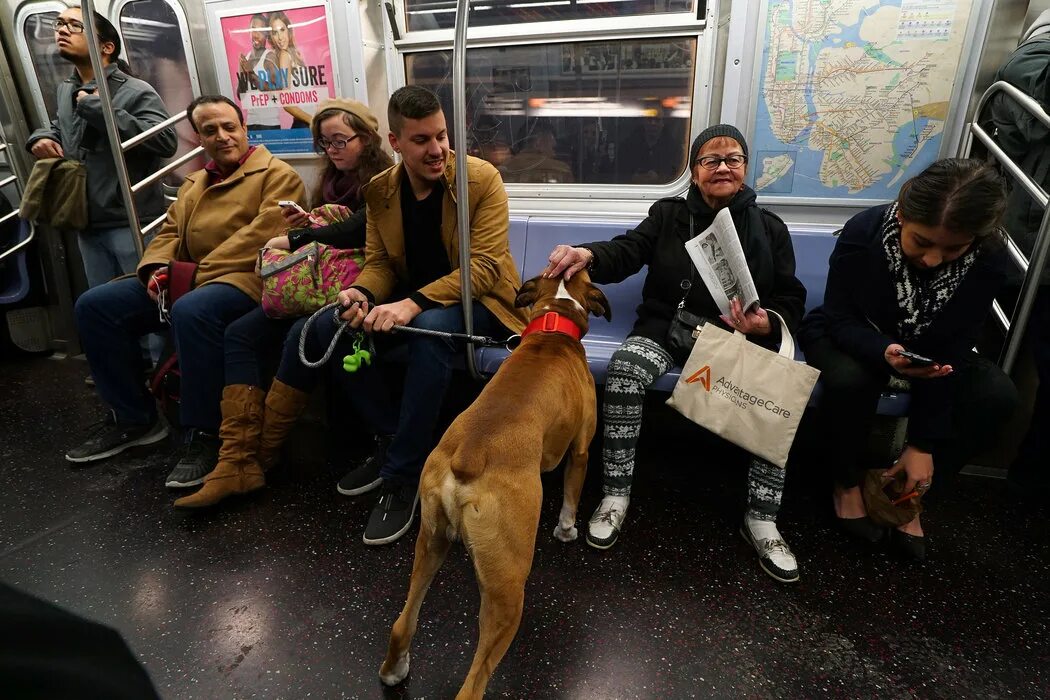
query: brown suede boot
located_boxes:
[174,385,266,509]
[257,378,310,472]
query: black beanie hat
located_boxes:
[689,124,748,167]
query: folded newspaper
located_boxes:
[684,207,759,316]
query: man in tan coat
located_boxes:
[330,86,527,545]
[67,95,305,488]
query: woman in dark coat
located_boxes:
[798,158,1019,561]
[544,124,807,583]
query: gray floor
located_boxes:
[2,354,1049,698]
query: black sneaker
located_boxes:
[164,430,220,488]
[65,411,169,464]
[336,435,391,496]
[363,479,419,546]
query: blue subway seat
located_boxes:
[481,215,910,416]
[0,218,32,306]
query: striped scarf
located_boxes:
[881,203,978,341]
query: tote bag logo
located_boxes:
[684,364,711,391]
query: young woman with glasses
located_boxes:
[541,124,807,583]
[172,99,395,509]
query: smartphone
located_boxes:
[897,349,937,367]
[278,200,307,215]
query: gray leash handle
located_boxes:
[298,302,353,368]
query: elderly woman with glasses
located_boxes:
[171,99,395,509]
[543,124,807,582]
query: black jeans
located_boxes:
[804,335,1018,488]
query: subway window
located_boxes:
[21,11,64,120]
[405,37,696,185]
[404,0,694,32]
[119,0,201,180]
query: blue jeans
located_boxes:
[75,277,257,432]
[333,302,507,485]
[77,226,141,288]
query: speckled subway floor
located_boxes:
[1,353,1048,699]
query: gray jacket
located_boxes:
[26,64,177,230]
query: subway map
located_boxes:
[750,0,972,199]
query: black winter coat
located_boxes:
[798,204,1009,446]
[583,186,807,351]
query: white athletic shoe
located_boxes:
[741,516,799,583]
[586,495,629,550]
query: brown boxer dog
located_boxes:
[379,271,610,699]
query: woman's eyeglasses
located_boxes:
[695,154,747,171]
[315,134,359,153]
[53,18,85,33]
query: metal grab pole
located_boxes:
[451,0,483,380]
[80,0,144,257]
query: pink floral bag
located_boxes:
[259,204,365,319]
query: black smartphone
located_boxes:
[897,349,937,367]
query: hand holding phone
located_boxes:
[896,349,937,368]
[278,200,307,215]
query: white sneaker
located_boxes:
[586,495,629,550]
[741,516,799,583]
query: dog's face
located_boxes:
[514,270,611,336]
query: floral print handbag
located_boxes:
[259,241,364,319]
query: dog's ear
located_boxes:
[514,278,540,308]
[586,286,612,321]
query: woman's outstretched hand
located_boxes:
[543,245,593,280]
[720,298,771,336]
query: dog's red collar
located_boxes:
[521,311,582,341]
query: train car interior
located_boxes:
[1,0,1049,695]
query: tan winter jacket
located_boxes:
[136,146,305,301]
[354,152,527,334]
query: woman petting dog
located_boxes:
[798,159,1019,561]
[544,124,807,582]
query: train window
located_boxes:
[405,0,694,32]
[118,0,202,179]
[19,9,65,121]
[405,38,695,185]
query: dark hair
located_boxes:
[250,12,268,25]
[897,158,1007,242]
[70,7,131,73]
[388,86,442,135]
[310,108,394,207]
[185,95,244,132]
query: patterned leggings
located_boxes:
[602,336,784,521]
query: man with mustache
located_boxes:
[329,85,528,546]
[67,95,305,487]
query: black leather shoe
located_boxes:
[836,515,888,544]
[890,529,927,561]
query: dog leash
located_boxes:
[298,302,518,370]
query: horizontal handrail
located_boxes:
[1003,234,1030,274]
[121,111,185,152]
[991,299,1010,332]
[131,146,203,194]
[141,210,168,237]
[970,123,1049,210]
[0,219,34,263]
[0,175,17,189]
[0,208,20,226]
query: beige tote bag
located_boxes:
[665,310,819,468]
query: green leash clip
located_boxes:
[342,333,373,373]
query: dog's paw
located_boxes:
[379,652,411,686]
[553,524,578,542]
